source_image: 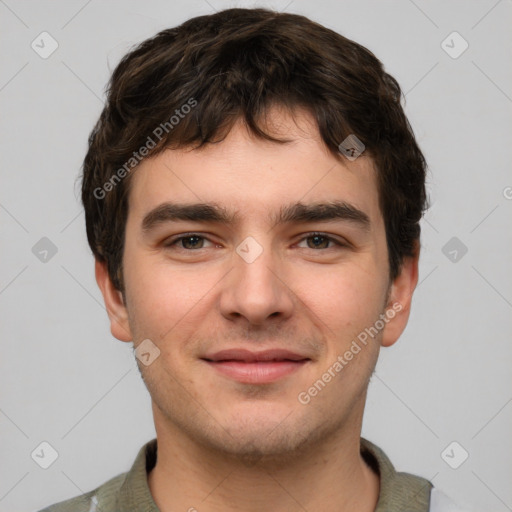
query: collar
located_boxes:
[361,437,432,511]
[116,437,432,511]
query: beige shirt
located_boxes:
[38,437,436,511]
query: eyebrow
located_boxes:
[141,200,371,233]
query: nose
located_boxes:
[219,236,295,327]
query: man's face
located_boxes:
[99,107,416,461]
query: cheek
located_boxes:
[123,253,217,339]
[294,262,385,337]
[320,270,373,303]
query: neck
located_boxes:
[148,413,380,512]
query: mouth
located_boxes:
[201,349,311,384]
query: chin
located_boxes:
[197,410,324,466]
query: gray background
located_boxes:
[1,0,511,511]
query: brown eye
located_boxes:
[180,235,204,249]
[297,233,346,250]
[164,234,213,250]
[306,234,330,249]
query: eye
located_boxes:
[163,232,348,252]
[296,232,347,250]
[164,233,215,250]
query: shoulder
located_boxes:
[429,487,474,512]
[36,471,127,512]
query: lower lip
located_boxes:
[204,360,308,384]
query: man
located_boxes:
[40,7,469,512]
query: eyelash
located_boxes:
[164,232,348,251]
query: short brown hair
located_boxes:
[82,7,428,292]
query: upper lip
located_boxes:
[202,349,310,363]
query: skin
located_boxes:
[96,106,419,512]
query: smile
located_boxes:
[201,349,311,384]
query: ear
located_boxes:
[95,259,132,342]
[380,243,420,348]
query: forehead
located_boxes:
[126,107,382,229]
